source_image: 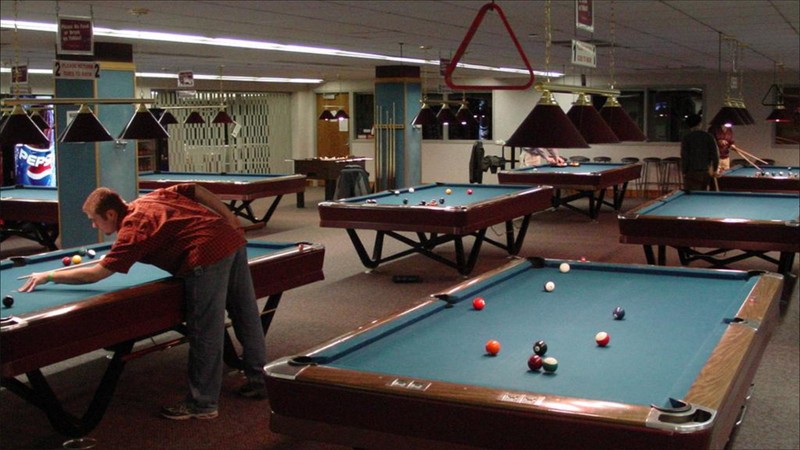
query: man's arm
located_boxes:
[190,184,243,232]
[19,263,114,292]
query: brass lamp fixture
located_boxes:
[211,65,235,124]
[436,103,458,125]
[185,111,206,124]
[763,62,792,123]
[412,102,437,127]
[159,110,179,125]
[0,104,50,146]
[456,101,477,126]
[567,93,619,144]
[599,0,646,141]
[711,37,753,127]
[119,103,169,140]
[506,0,589,149]
[59,104,114,143]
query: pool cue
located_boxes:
[16,256,105,280]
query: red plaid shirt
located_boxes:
[101,184,245,276]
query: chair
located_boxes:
[640,157,663,198]
[620,157,641,196]
[660,157,682,192]
[334,165,371,199]
[468,141,485,184]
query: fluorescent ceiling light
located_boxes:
[1,19,561,78]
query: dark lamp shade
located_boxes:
[412,103,437,127]
[735,104,755,125]
[456,104,476,126]
[334,109,350,120]
[212,110,235,124]
[710,105,748,127]
[436,104,458,125]
[30,112,50,131]
[318,109,335,121]
[159,111,179,125]
[0,105,50,147]
[58,104,114,143]
[567,97,620,144]
[506,93,590,149]
[766,105,792,123]
[185,111,206,124]
[119,104,170,140]
[600,97,647,141]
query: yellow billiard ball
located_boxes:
[445,188,453,195]
[72,254,82,264]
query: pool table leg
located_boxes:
[641,244,667,265]
[0,340,135,438]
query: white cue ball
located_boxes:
[559,263,570,273]
[544,281,555,292]
[408,187,415,193]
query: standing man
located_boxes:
[20,183,268,420]
[681,114,719,191]
[709,122,735,173]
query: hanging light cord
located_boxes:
[609,0,616,90]
[544,0,551,84]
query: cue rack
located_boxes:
[374,103,403,191]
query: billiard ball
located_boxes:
[533,340,548,356]
[72,254,82,264]
[439,197,445,204]
[472,297,486,310]
[408,187,415,193]
[595,331,610,347]
[403,199,409,205]
[394,190,400,196]
[87,249,97,258]
[544,281,555,292]
[485,339,501,355]
[418,201,426,206]
[466,189,473,195]
[527,354,543,371]
[78,247,87,256]
[579,256,587,262]
[445,188,453,195]
[62,256,72,266]
[542,356,558,373]
[2,296,13,308]
[612,306,626,320]
[559,262,570,273]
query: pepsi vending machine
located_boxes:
[15,124,56,187]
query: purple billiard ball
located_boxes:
[613,306,625,320]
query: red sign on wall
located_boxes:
[58,16,94,55]
[576,0,594,33]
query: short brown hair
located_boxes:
[83,187,127,217]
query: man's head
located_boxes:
[82,187,127,235]
[685,114,702,129]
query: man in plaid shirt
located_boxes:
[20,183,268,420]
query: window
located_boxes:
[354,93,374,138]
[591,87,704,142]
[420,92,492,141]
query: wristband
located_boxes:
[47,272,54,283]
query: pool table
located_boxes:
[265,257,782,450]
[0,185,60,250]
[497,162,642,219]
[138,171,306,225]
[618,190,800,274]
[318,182,553,275]
[717,164,800,193]
[0,240,324,437]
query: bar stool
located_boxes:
[661,157,682,192]
[640,157,662,198]
[569,156,590,163]
[593,156,612,163]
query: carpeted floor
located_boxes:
[1,186,797,449]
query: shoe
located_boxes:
[238,381,267,399]
[160,403,218,420]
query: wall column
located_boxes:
[373,66,421,190]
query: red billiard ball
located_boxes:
[467,188,473,195]
[62,256,72,266]
[485,339,501,355]
[595,331,610,347]
[527,354,543,371]
[579,256,587,262]
[472,297,486,310]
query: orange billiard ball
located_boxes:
[485,339,501,355]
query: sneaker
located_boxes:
[238,381,267,399]
[160,403,218,420]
